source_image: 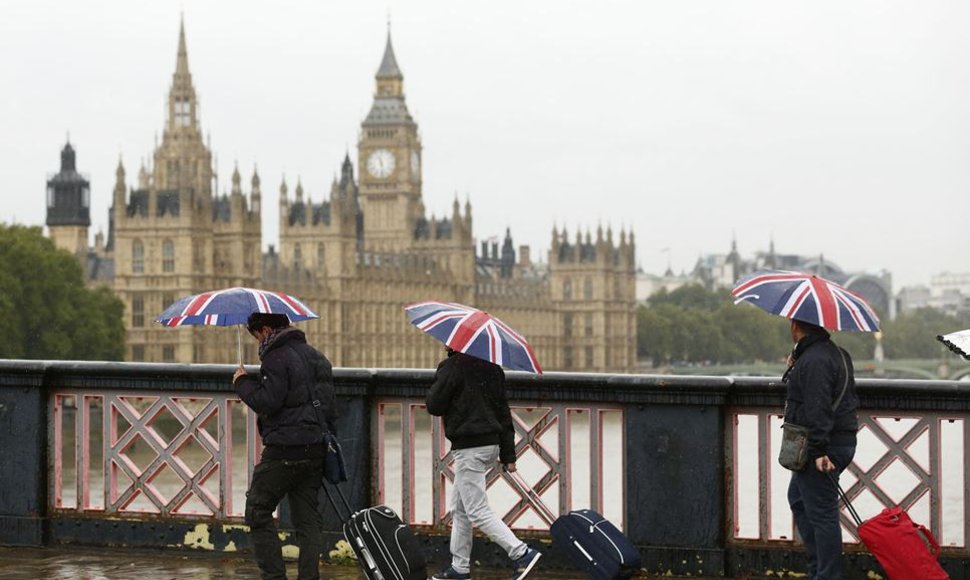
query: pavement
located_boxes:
[0,546,596,580]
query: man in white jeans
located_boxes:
[426,348,541,580]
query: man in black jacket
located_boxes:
[784,319,858,580]
[233,312,337,580]
[426,348,541,580]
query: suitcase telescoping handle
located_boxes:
[321,480,354,521]
[503,466,558,527]
[826,471,863,527]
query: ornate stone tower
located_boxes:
[111,18,260,363]
[357,31,424,252]
[46,142,91,256]
[548,225,637,372]
[152,18,214,209]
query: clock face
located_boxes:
[410,151,420,174]
[367,149,395,179]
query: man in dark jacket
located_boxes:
[232,312,338,580]
[784,319,858,580]
[426,348,541,580]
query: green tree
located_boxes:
[637,303,678,363]
[639,296,727,365]
[637,283,889,366]
[713,303,790,364]
[0,224,124,360]
[829,331,875,363]
[881,308,965,360]
[648,285,732,311]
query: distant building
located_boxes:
[898,272,970,318]
[635,268,694,304]
[45,142,90,256]
[44,20,637,372]
[686,237,895,318]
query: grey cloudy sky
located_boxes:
[2,1,967,288]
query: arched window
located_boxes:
[563,279,572,301]
[132,240,144,273]
[162,240,175,273]
[584,277,593,300]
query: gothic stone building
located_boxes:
[45,22,637,372]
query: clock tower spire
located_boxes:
[357,29,423,252]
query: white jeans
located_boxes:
[449,445,527,573]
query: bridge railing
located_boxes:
[1,360,968,578]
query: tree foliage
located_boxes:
[639,285,789,365]
[882,307,967,360]
[638,284,965,367]
[0,224,124,360]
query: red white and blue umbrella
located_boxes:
[156,287,318,364]
[156,287,318,327]
[731,270,880,332]
[404,300,542,374]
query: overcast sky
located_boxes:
[2,1,967,289]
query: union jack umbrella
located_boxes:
[731,270,880,332]
[938,329,970,361]
[156,287,318,327]
[404,300,542,374]
[156,287,318,363]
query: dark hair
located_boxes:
[792,318,827,335]
[246,312,290,333]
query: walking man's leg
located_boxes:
[246,460,290,580]
[453,446,527,561]
[430,451,473,579]
[449,467,473,575]
[789,447,854,580]
[789,474,819,579]
[289,459,325,580]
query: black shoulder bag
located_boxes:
[296,347,347,484]
[778,347,849,471]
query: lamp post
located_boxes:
[873,331,885,377]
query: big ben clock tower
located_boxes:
[358,31,424,252]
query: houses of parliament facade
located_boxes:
[45,21,637,372]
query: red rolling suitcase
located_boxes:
[833,476,949,579]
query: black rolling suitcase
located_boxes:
[322,484,427,580]
[508,471,641,579]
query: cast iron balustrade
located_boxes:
[1,361,968,578]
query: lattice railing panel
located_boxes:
[729,408,968,549]
[52,391,259,520]
[375,399,625,532]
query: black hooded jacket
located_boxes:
[234,327,337,453]
[784,332,858,460]
[426,352,516,464]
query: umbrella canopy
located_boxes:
[404,300,542,374]
[156,287,318,327]
[938,329,970,361]
[732,270,880,332]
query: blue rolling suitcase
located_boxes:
[508,471,641,579]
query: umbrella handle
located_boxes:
[237,326,242,366]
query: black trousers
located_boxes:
[788,445,856,580]
[245,458,325,580]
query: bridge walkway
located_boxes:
[0,546,727,580]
